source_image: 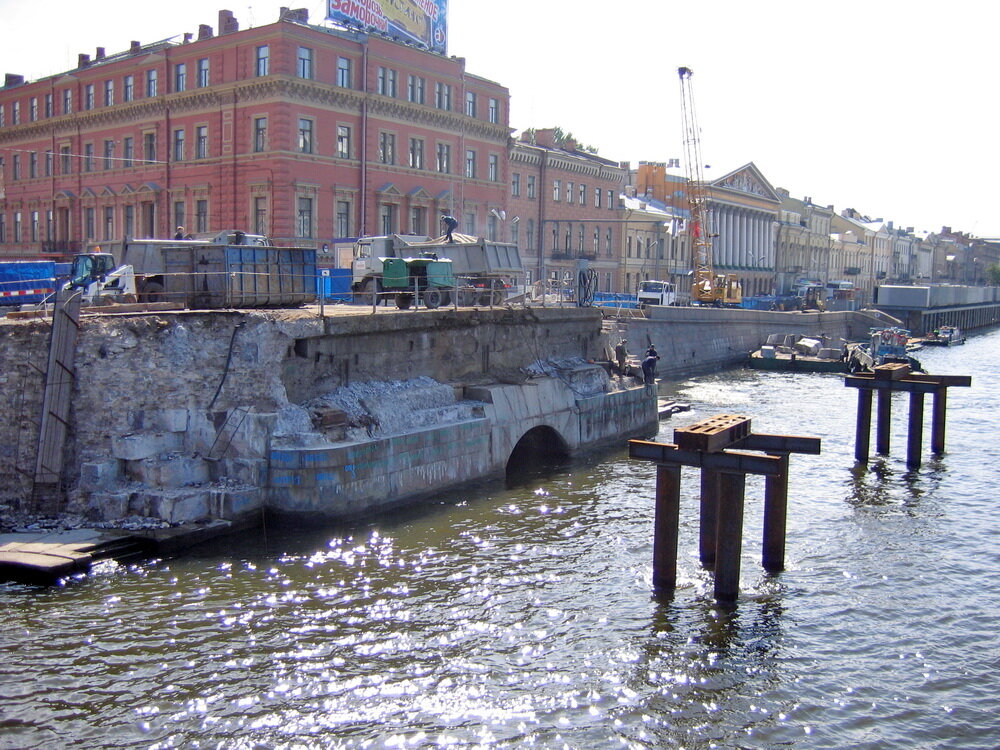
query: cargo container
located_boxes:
[0,261,58,306]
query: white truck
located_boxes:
[636,280,677,307]
[351,233,523,306]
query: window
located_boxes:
[123,137,134,167]
[298,118,313,153]
[379,204,397,235]
[172,201,185,233]
[566,182,574,204]
[196,58,209,87]
[146,69,158,97]
[29,97,38,121]
[337,57,352,87]
[336,125,351,158]
[28,152,37,179]
[103,140,115,170]
[336,200,350,237]
[579,184,586,204]
[60,146,71,174]
[102,80,113,107]
[488,154,499,182]
[553,180,561,202]
[488,213,498,241]
[62,89,72,114]
[297,197,314,238]
[84,84,95,110]
[124,205,135,238]
[435,82,451,110]
[408,137,424,169]
[407,75,425,104]
[255,45,269,76]
[144,132,157,163]
[13,212,22,242]
[196,199,208,233]
[253,197,268,235]
[464,212,476,235]
[173,129,185,161]
[527,175,536,199]
[123,75,134,102]
[44,151,53,177]
[595,187,601,208]
[84,208,94,240]
[29,211,39,242]
[103,206,114,240]
[464,149,476,179]
[377,67,397,97]
[83,144,94,172]
[527,220,535,250]
[297,47,313,79]
[12,101,19,124]
[607,190,614,209]
[512,173,521,197]
[44,93,52,118]
[378,132,396,164]
[253,117,267,152]
[174,63,186,92]
[488,97,499,123]
[0,214,5,243]
[410,206,425,235]
[195,126,208,159]
[606,228,612,256]
[465,91,477,117]
[436,143,451,173]
[593,227,600,254]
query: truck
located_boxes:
[88,234,316,308]
[351,233,522,306]
[636,280,677,308]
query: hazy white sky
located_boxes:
[2,0,996,237]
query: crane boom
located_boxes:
[678,66,741,306]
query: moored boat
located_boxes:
[749,333,855,373]
[921,325,965,346]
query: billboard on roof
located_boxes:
[327,0,448,54]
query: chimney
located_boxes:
[183,33,193,43]
[78,53,91,68]
[534,128,557,148]
[563,138,577,152]
[198,24,214,41]
[219,10,239,34]
[3,74,25,88]
[280,7,310,23]
[95,47,106,61]
[130,40,142,54]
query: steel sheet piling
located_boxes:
[653,465,681,592]
[855,389,873,463]
[932,389,948,454]
[714,471,746,603]
[876,390,892,454]
[699,469,719,566]
[907,392,925,468]
[762,453,790,572]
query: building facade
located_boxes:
[0,9,510,257]
[508,129,629,293]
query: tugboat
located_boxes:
[849,327,924,373]
[922,325,965,346]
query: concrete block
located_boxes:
[219,458,267,486]
[126,455,210,487]
[213,488,262,519]
[157,409,189,432]
[87,491,129,520]
[111,432,183,461]
[78,459,121,492]
[153,490,211,523]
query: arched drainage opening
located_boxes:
[505,426,571,486]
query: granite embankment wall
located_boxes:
[624,306,898,379]
[0,307,656,522]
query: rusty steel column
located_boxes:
[876,390,892,455]
[762,453,790,573]
[907,391,925,468]
[699,469,720,566]
[714,471,746,603]
[855,388,873,463]
[931,388,948,454]
[652,464,682,592]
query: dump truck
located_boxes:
[351,233,522,306]
[88,236,316,308]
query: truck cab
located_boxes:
[636,280,677,307]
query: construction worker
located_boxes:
[614,339,628,374]
[441,213,458,243]
[641,345,660,385]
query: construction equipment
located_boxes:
[65,252,137,303]
[678,66,742,307]
[351,233,522,306]
[381,255,455,309]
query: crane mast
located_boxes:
[678,66,741,306]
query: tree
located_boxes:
[986,263,1000,286]
[522,127,599,154]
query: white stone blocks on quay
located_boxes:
[78,460,121,492]
[126,455,211,487]
[111,432,184,461]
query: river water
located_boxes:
[2,329,999,749]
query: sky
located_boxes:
[2,0,997,237]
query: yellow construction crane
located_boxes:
[677,66,742,307]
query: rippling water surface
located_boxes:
[2,330,999,749]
